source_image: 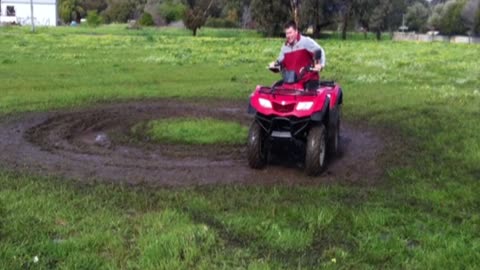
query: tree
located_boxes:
[103,0,147,23]
[216,0,250,26]
[251,0,290,36]
[428,3,445,29]
[81,0,108,13]
[461,0,480,33]
[103,0,133,22]
[386,0,430,32]
[183,0,215,36]
[298,0,337,38]
[369,1,393,40]
[475,2,480,34]
[60,0,85,23]
[352,0,393,40]
[439,0,468,35]
[241,4,253,28]
[144,0,165,25]
[430,0,449,4]
[217,0,252,27]
[334,0,354,40]
[405,2,430,32]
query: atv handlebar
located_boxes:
[267,62,282,73]
[268,64,314,74]
[268,66,281,73]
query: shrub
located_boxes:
[139,12,154,26]
[102,1,134,23]
[205,18,238,28]
[86,10,103,27]
[159,0,186,24]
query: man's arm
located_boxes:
[269,46,285,69]
[304,37,326,70]
[276,48,285,65]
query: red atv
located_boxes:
[247,65,343,175]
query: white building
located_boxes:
[0,0,57,26]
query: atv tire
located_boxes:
[327,118,340,155]
[305,124,327,176]
[247,121,267,169]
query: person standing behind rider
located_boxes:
[269,21,326,90]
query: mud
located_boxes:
[0,100,384,186]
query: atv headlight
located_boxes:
[296,101,314,111]
[258,98,272,109]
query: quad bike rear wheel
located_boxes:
[305,124,327,176]
[247,121,267,169]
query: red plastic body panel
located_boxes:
[250,83,341,118]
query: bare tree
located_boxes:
[183,0,215,36]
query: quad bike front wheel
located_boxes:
[327,118,340,155]
[247,121,267,169]
[305,124,327,176]
[327,104,341,156]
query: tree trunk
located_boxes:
[313,0,320,38]
[376,30,381,40]
[193,27,197,36]
[313,24,321,38]
[341,17,348,40]
[341,20,348,40]
[341,4,351,40]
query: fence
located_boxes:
[393,32,480,44]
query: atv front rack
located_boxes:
[260,80,336,96]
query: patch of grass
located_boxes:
[131,118,248,145]
[137,209,217,269]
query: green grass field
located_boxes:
[0,25,479,269]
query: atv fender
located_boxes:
[328,89,343,127]
[310,97,330,122]
[247,102,256,114]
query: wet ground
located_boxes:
[0,100,384,186]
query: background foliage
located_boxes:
[57,0,480,37]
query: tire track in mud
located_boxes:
[0,100,384,186]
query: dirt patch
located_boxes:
[0,100,384,186]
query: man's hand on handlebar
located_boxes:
[312,63,323,72]
[268,61,280,68]
[300,63,323,73]
[268,61,281,73]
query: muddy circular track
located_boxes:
[0,100,384,186]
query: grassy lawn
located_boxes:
[0,25,479,269]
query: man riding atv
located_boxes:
[247,21,341,175]
[269,21,326,91]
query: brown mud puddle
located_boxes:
[0,100,384,186]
